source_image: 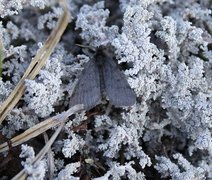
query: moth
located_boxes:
[69,48,136,110]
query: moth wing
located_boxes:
[103,58,136,107]
[69,59,101,110]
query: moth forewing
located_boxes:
[69,59,102,110]
[102,56,136,107]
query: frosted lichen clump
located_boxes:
[24,53,63,118]
[0,0,211,179]
[20,144,47,180]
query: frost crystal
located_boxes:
[156,16,179,61]
[38,7,63,30]
[0,0,48,17]
[155,153,206,180]
[20,144,47,180]
[0,78,13,102]
[95,162,145,180]
[1,108,38,138]
[62,133,85,158]
[29,0,48,9]
[3,45,29,83]
[24,51,63,117]
[76,1,118,47]
[56,162,80,180]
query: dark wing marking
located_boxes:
[69,59,101,110]
[103,58,136,107]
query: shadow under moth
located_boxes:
[69,48,136,110]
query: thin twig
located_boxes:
[0,105,83,153]
[0,39,4,77]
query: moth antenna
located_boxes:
[75,43,95,51]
